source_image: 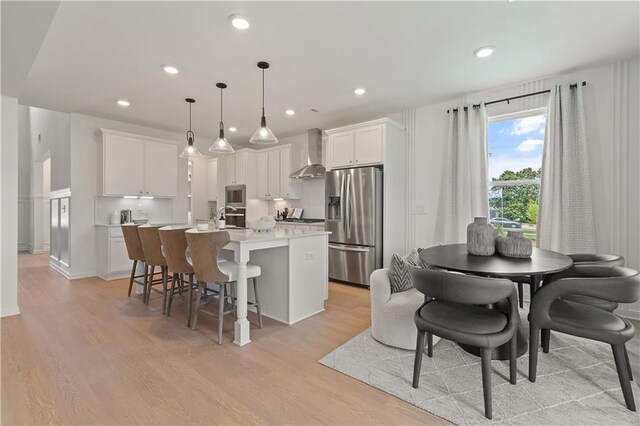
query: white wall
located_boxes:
[396,57,640,318]
[1,96,21,317]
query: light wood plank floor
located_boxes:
[1,253,446,425]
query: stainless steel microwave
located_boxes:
[225,184,246,208]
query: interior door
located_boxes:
[268,150,280,198]
[144,141,177,197]
[257,151,269,199]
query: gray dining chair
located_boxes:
[529,265,639,411]
[541,254,625,352]
[411,268,519,420]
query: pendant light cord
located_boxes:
[220,87,223,122]
[262,68,265,116]
[189,102,192,131]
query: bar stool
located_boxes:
[185,229,263,344]
[138,225,171,313]
[121,224,146,297]
[158,226,198,326]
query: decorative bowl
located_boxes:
[249,217,276,232]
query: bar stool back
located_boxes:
[121,224,145,297]
[138,225,170,313]
[158,226,197,325]
[186,230,264,344]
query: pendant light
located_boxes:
[179,98,202,159]
[249,61,278,145]
[209,82,234,153]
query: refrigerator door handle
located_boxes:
[340,174,346,235]
[328,244,370,253]
[345,173,352,238]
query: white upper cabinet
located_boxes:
[268,150,280,198]
[256,145,301,200]
[354,124,383,166]
[257,151,269,199]
[328,130,355,168]
[279,146,300,199]
[222,149,257,198]
[99,129,178,197]
[102,133,144,196]
[144,141,177,197]
[207,158,219,202]
[325,118,403,170]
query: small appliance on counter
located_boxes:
[291,207,303,219]
[120,209,132,224]
[110,211,120,225]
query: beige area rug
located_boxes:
[319,308,640,425]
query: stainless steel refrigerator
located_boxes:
[325,167,382,286]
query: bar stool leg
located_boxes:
[146,266,155,305]
[162,266,168,315]
[128,260,138,297]
[252,278,263,329]
[143,263,149,303]
[187,274,194,328]
[218,282,226,344]
[167,273,177,316]
[191,281,204,331]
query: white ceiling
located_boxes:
[4,1,639,148]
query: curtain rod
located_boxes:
[447,81,587,114]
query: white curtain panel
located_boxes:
[538,85,596,253]
[435,104,488,244]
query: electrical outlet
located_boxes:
[305,252,314,261]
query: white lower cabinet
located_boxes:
[97,227,133,280]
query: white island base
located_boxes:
[183,227,330,346]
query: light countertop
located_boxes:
[183,226,330,242]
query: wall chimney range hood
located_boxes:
[289,129,325,180]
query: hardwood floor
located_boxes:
[1,253,446,425]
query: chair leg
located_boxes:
[529,324,540,382]
[509,333,517,384]
[187,274,194,328]
[146,266,155,305]
[178,273,184,295]
[252,278,263,329]
[624,345,634,382]
[162,267,168,315]
[612,344,636,411]
[217,283,226,345]
[427,332,433,357]
[166,273,177,316]
[480,348,493,419]
[412,330,426,388]
[517,282,524,308]
[142,263,149,303]
[191,281,204,331]
[541,329,550,353]
[127,260,137,297]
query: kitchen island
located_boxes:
[184,227,330,346]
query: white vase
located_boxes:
[467,217,496,256]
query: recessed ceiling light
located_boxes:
[229,127,237,132]
[473,46,495,58]
[354,88,366,95]
[116,99,130,107]
[285,109,295,116]
[161,64,179,74]
[229,14,250,30]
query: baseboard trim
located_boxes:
[49,261,71,279]
[69,271,98,280]
[97,271,130,281]
[1,306,21,318]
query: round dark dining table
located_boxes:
[418,243,573,359]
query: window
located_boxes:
[487,109,546,243]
